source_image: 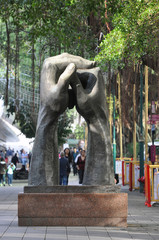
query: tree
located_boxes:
[96,0,159,71]
[0,0,103,141]
[58,109,74,146]
[74,124,85,140]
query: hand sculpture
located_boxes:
[70,68,114,185]
[28,53,95,186]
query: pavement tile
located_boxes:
[23,238,45,240]
[149,233,159,240]
[1,238,23,240]
[86,227,109,238]
[128,232,154,240]
[0,226,8,237]
[46,237,67,240]
[23,233,46,239]
[26,226,46,232]
[67,227,89,240]
[107,229,131,239]
[1,232,24,238]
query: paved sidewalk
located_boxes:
[0,174,159,240]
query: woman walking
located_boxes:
[76,150,86,184]
[7,163,15,186]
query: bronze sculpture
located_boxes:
[28,53,114,186]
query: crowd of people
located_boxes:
[0,147,31,186]
[0,146,86,186]
[59,147,86,186]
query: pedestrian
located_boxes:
[7,162,15,186]
[6,147,13,164]
[75,148,83,164]
[0,157,7,186]
[21,149,28,168]
[76,150,86,184]
[28,152,32,167]
[64,148,72,165]
[64,148,72,184]
[11,153,19,166]
[0,150,5,158]
[59,152,70,185]
[72,147,78,175]
[18,149,22,163]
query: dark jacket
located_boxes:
[60,157,70,177]
[11,154,19,166]
[0,161,7,174]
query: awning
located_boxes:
[0,118,19,142]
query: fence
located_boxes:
[121,158,133,186]
[129,161,140,191]
[145,164,159,207]
[115,158,122,176]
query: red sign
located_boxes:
[149,115,159,121]
[147,121,156,124]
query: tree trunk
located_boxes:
[5,20,10,106]
[39,37,42,94]
[32,37,35,113]
[15,24,20,115]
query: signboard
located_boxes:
[148,115,159,124]
[151,101,156,114]
[126,163,129,183]
[154,169,159,200]
[116,160,122,175]
[149,115,159,121]
[134,165,140,188]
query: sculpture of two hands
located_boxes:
[28,53,114,186]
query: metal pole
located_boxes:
[133,83,137,162]
[140,64,144,193]
[113,76,116,173]
[145,66,148,164]
[118,73,123,159]
[109,95,112,144]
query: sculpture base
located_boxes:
[18,185,128,227]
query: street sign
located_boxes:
[147,120,156,124]
[151,101,156,114]
[148,115,159,123]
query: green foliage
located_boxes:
[126,142,140,157]
[74,124,85,140]
[58,109,74,146]
[6,99,36,138]
[0,0,103,140]
[95,29,126,70]
[96,0,159,70]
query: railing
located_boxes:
[129,161,140,191]
[120,158,133,186]
[145,164,159,207]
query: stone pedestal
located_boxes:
[18,186,128,227]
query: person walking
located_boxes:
[21,149,28,168]
[6,147,13,164]
[7,163,15,186]
[64,148,72,184]
[11,153,19,166]
[72,147,78,176]
[59,152,70,186]
[0,157,7,186]
[76,150,86,184]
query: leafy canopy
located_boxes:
[96,0,159,70]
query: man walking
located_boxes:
[59,152,70,185]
